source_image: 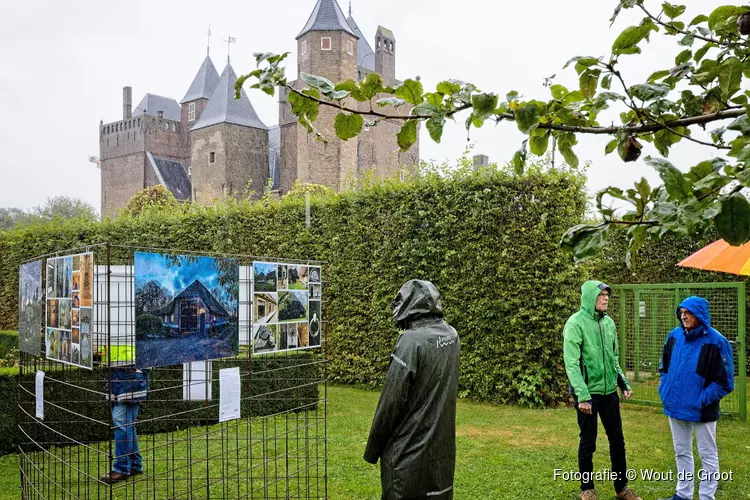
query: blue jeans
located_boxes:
[112,403,141,475]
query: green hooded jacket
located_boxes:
[563,280,630,402]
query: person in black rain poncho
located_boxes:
[364,280,461,500]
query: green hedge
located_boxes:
[0,168,587,409]
[5,353,319,455]
[0,332,16,358]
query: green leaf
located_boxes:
[562,91,586,105]
[714,193,750,245]
[579,70,600,100]
[394,79,424,105]
[612,23,656,54]
[662,2,686,19]
[472,93,499,120]
[334,113,363,140]
[512,140,528,175]
[359,73,387,100]
[563,56,600,70]
[560,223,609,262]
[675,49,692,65]
[411,102,438,117]
[601,74,612,90]
[300,72,335,95]
[426,114,446,143]
[689,14,709,26]
[645,156,693,201]
[514,104,541,135]
[436,80,462,95]
[557,133,579,168]
[550,84,569,100]
[728,115,750,135]
[629,83,671,101]
[718,57,743,101]
[605,139,618,155]
[376,97,406,108]
[647,70,670,83]
[396,120,418,151]
[529,131,550,156]
[693,43,714,62]
[708,5,740,31]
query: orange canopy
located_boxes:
[677,239,750,275]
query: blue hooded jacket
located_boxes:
[658,296,734,423]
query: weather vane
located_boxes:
[222,34,236,63]
[206,25,212,55]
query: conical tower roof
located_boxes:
[181,55,220,104]
[190,63,267,131]
[297,0,357,39]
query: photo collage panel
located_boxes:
[252,262,322,355]
[45,253,94,369]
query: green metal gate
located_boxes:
[610,283,747,421]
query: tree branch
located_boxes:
[287,83,745,138]
[638,4,745,48]
[607,64,647,126]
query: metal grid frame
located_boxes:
[18,243,328,499]
[610,282,746,421]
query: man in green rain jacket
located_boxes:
[364,280,460,500]
[563,281,642,500]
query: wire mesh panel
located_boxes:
[610,283,746,420]
[18,244,328,499]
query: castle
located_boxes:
[99,0,419,217]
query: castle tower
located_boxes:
[279,0,359,193]
[190,63,269,203]
[375,26,396,86]
[180,55,220,174]
[99,88,188,216]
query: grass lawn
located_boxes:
[0,385,747,499]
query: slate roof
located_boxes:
[347,14,375,70]
[191,63,268,131]
[146,153,192,201]
[376,25,395,40]
[159,280,230,318]
[297,0,357,39]
[132,94,181,122]
[181,55,220,104]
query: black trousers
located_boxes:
[576,392,627,493]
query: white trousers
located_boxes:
[668,417,719,500]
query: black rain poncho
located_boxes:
[364,280,461,500]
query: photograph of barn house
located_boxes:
[160,280,230,336]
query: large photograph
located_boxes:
[18,260,43,356]
[135,252,240,369]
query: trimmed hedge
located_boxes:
[0,168,587,409]
[5,353,319,455]
[0,331,16,358]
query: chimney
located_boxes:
[123,86,132,120]
[473,154,490,169]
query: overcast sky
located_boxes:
[0,0,731,213]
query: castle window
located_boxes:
[301,40,307,55]
[346,40,353,55]
[209,152,215,163]
[321,37,331,51]
[188,102,196,121]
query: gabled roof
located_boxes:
[146,153,192,201]
[376,25,395,40]
[159,280,230,317]
[180,55,220,104]
[133,93,181,122]
[191,63,268,131]
[297,0,357,39]
[347,14,375,70]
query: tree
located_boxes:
[135,280,170,316]
[238,1,750,266]
[121,185,179,217]
[33,196,98,221]
[0,208,31,230]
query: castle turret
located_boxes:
[190,63,269,203]
[180,55,219,126]
[280,0,359,193]
[375,26,396,86]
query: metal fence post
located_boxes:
[634,289,641,383]
[738,283,747,422]
[619,290,627,370]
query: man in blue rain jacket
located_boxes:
[658,296,734,500]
